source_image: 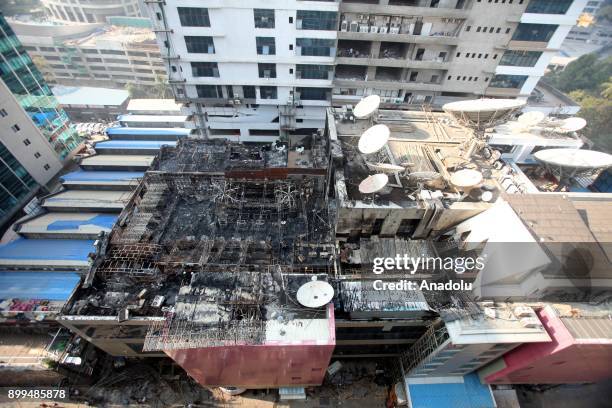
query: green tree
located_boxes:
[569,90,612,153]
[546,54,612,94]
[153,75,172,98]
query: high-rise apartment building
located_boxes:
[41,0,142,23]
[147,0,585,142]
[146,0,339,142]
[334,0,585,107]
[10,20,167,89]
[0,14,84,226]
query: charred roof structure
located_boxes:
[60,136,338,388]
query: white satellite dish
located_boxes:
[442,99,526,130]
[450,169,483,189]
[353,95,381,119]
[358,124,390,154]
[366,162,405,173]
[296,280,334,308]
[518,111,546,126]
[358,173,389,194]
[555,117,587,133]
[534,149,612,171]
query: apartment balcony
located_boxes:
[485,87,522,97]
[506,40,553,52]
[340,2,469,19]
[334,77,443,92]
[338,30,460,46]
[336,55,449,69]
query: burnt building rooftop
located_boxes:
[63,138,335,349]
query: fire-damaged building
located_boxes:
[57,130,479,389]
[58,136,339,388]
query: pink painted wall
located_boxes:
[164,304,336,388]
[483,307,612,384]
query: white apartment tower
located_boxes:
[146,0,338,142]
[147,0,585,142]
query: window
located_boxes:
[297,87,329,101]
[34,152,41,159]
[191,62,219,77]
[0,108,6,118]
[526,0,573,14]
[23,138,31,146]
[254,9,274,28]
[44,164,50,171]
[178,7,210,27]
[489,74,528,89]
[258,63,276,78]
[296,64,331,80]
[90,66,106,71]
[256,37,276,55]
[11,124,20,132]
[260,86,277,99]
[296,10,337,30]
[86,57,102,62]
[296,38,334,56]
[512,23,558,42]
[185,36,215,53]
[196,85,223,98]
[82,49,98,54]
[105,58,128,64]
[409,72,418,82]
[499,50,542,67]
[243,86,256,99]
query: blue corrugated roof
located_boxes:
[106,127,191,136]
[47,214,117,231]
[0,271,80,301]
[0,239,95,261]
[61,170,144,182]
[95,140,177,149]
[408,374,495,408]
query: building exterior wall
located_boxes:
[147,1,582,141]
[11,24,166,90]
[41,0,142,24]
[147,0,338,142]
[480,306,612,384]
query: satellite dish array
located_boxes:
[508,111,587,135]
[353,95,400,196]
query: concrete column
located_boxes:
[370,41,382,58]
[366,66,377,81]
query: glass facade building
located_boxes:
[0,140,37,220]
[0,14,82,161]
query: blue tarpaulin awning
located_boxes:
[60,170,144,182]
[0,238,95,261]
[0,271,80,301]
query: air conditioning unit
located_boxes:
[394,97,403,104]
[264,70,271,78]
[379,26,389,34]
[390,26,400,34]
[340,21,348,31]
[369,25,377,33]
[349,21,359,32]
[360,24,369,33]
